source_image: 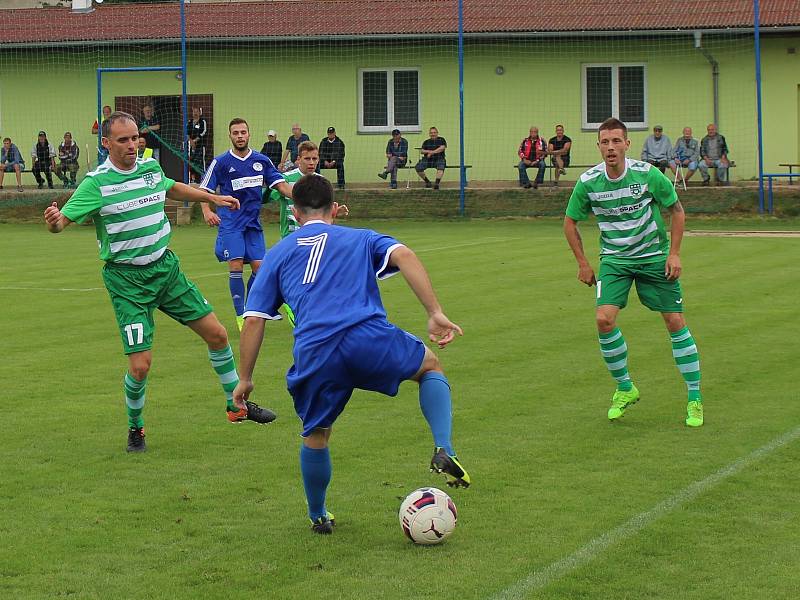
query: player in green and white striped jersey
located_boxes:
[564,118,703,427]
[263,141,348,325]
[44,112,277,452]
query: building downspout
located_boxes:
[694,31,720,126]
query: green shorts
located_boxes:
[102,249,214,354]
[596,259,684,313]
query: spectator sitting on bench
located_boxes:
[698,123,730,186]
[378,128,408,189]
[55,131,80,189]
[548,124,572,186]
[317,126,346,189]
[261,129,282,168]
[281,123,310,172]
[669,127,700,184]
[416,126,447,189]
[31,131,56,190]
[518,126,547,189]
[641,125,671,173]
[1,137,25,192]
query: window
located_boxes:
[582,64,647,130]
[358,68,421,133]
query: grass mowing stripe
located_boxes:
[490,424,800,600]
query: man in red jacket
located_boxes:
[518,126,547,189]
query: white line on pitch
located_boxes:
[490,424,800,600]
[416,237,524,253]
[0,273,225,293]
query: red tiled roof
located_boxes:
[1,1,799,44]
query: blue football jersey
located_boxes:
[199,149,283,232]
[244,221,404,346]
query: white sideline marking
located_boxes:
[0,286,104,292]
[490,424,800,600]
[416,236,523,253]
[0,238,526,294]
[0,272,224,293]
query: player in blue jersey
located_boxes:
[233,174,471,534]
[199,118,293,331]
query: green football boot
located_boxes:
[686,400,704,427]
[607,384,640,421]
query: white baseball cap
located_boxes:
[267,129,277,137]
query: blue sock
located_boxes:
[419,372,454,456]
[246,271,257,297]
[228,271,245,316]
[300,445,331,521]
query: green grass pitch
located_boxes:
[1,218,799,599]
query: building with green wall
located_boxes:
[1,1,798,183]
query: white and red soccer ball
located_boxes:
[399,487,457,545]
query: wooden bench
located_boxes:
[778,163,800,185]
[397,164,472,189]
[514,163,595,184]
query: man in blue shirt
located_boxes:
[199,118,294,331]
[378,128,408,189]
[234,174,471,534]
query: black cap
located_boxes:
[327,126,335,133]
[391,128,401,135]
[38,130,46,136]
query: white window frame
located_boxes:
[581,63,648,130]
[357,67,422,134]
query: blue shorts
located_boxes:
[3,162,23,172]
[214,228,266,263]
[287,319,426,436]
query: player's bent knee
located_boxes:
[412,347,443,381]
[303,429,329,449]
[127,352,151,381]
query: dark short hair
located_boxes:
[598,117,628,139]
[555,124,564,129]
[297,140,318,155]
[293,174,333,213]
[3,137,10,143]
[102,111,137,138]
[229,118,248,131]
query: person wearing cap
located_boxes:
[31,131,56,189]
[318,126,346,189]
[281,124,310,171]
[378,129,408,189]
[260,130,283,168]
[187,106,208,183]
[54,131,80,189]
[0,137,25,192]
[640,125,672,173]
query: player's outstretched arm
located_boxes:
[44,201,72,233]
[166,181,240,210]
[273,180,293,199]
[564,216,596,286]
[389,246,463,348]
[232,316,267,410]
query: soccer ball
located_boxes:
[398,487,457,545]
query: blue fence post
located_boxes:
[754,0,765,214]
[457,0,466,216]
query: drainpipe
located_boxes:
[694,31,720,126]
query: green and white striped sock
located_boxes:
[124,372,146,428]
[209,345,239,411]
[670,327,701,401]
[599,327,633,392]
